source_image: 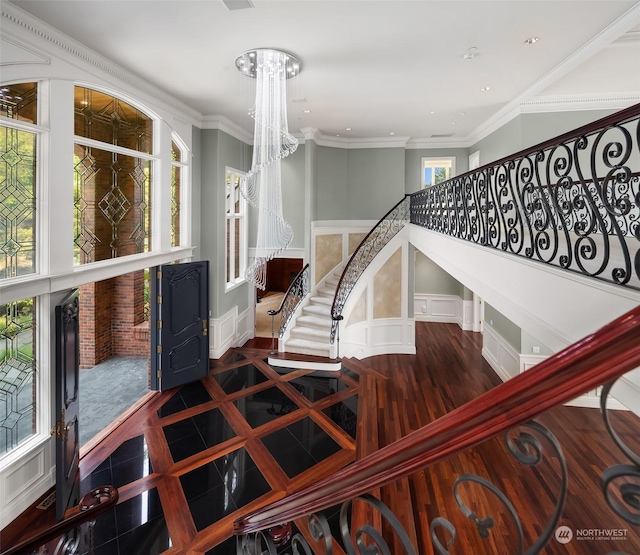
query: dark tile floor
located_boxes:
[76,354,359,554]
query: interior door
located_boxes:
[150,261,210,391]
[54,289,80,521]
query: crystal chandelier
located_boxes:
[235,48,301,290]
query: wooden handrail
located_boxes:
[267,263,310,317]
[234,305,640,534]
[1,486,118,555]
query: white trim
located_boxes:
[413,294,475,332]
[312,220,378,229]
[521,94,640,113]
[201,115,253,144]
[209,305,253,359]
[0,437,54,529]
[482,323,520,382]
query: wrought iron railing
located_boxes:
[234,305,640,554]
[330,195,411,345]
[410,103,640,291]
[267,264,310,353]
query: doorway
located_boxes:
[77,269,150,446]
[255,258,303,338]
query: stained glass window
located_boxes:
[0,298,36,455]
[0,82,37,124]
[74,88,153,264]
[171,141,182,247]
[226,169,246,287]
[0,126,37,279]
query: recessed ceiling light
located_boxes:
[460,112,466,116]
[452,122,456,125]
[389,132,395,136]
[346,128,352,131]
[429,111,435,115]
[303,109,310,113]
[481,86,491,92]
[524,37,539,45]
[336,134,340,137]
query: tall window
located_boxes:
[73,87,154,264]
[170,139,185,248]
[225,168,246,289]
[0,298,36,455]
[422,157,455,188]
[0,83,38,279]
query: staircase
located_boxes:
[282,267,341,359]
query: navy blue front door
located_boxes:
[54,289,80,521]
[150,261,210,391]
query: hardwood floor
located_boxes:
[2,323,639,554]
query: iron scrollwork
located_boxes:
[237,493,418,554]
[409,114,640,291]
[331,196,411,343]
[600,380,640,527]
[430,420,568,555]
[267,264,310,344]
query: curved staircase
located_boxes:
[283,267,341,358]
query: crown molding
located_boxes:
[467,2,640,147]
[200,114,253,143]
[405,137,471,150]
[521,93,640,113]
[1,2,201,126]
[314,135,410,150]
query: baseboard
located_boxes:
[414,294,474,331]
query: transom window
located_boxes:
[422,157,455,188]
[226,168,247,289]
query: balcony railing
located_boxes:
[410,103,640,291]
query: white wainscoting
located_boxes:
[210,306,253,359]
[484,325,629,410]
[342,319,415,359]
[414,294,474,331]
[0,438,54,529]
[482,323,521,382]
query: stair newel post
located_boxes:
[334,315,343,360]
[267,309,277,355]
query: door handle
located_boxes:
[202,318,208,336]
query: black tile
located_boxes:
[157,394,186,418]
[287,419,341,459]
[230,465,271,506]
[157,380,211,418]
[234,386,298,428]
[214,364,269,394]
[116,515,170,554]
[114,488,164,536]
[286,376,342,402]
[109,435,149,467]
[180,459,225,501]
[111,454,154,487]
[187,485,236,531]
[162,418,200,444]
[77,507,118,553]
[272,442,317,478]
[205,536,237,555]
[179,380,212,407]
[323,396,358,439]
[192,407,236,448]
[260,427,295,453]
[167,433,206,463]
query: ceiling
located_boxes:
[8,0,640,143]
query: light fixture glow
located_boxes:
[481,86,491,92]
[525,37,539,45]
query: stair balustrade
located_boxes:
[410,103,640,291]
[267,264,310,353]
[330,195,411,350]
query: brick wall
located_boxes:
[79,270,149,368]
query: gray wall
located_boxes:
[315,146,405,220]
[471,109,617,165]
[485,303,522,351]
[200,129,252,319]
[191,126,202,262]
[414,251,464,296]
